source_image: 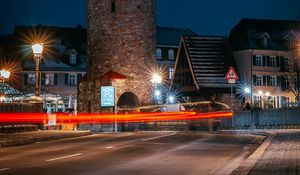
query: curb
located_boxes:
[0,131,92,148]
[220,130,276,175]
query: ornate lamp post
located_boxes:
[31,44,43,98]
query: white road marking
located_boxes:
[141,133,176,141]
[105,146,114,149]
[0,168,10,172]
[46,153,82,162]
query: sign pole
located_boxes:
[225,66,239,128]
[114,96,117,133]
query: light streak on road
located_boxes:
[0,111,232,124]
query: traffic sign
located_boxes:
[225,66,239,80]
[100,86,115,107]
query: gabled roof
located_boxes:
[229,18,300,51]
[173,36,238,89]
[157,26,198,46]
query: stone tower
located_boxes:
[78,0,157,112]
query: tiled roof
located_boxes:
[229,18,300,51]
[183,36,238,88]
[23,57,86,72]
[157,26,197,46]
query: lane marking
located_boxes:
[0,168,10,172]
[105,146,114,149]
[46,153,82,162]
[141,133,176,141]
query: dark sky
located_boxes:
[0,0,300,35]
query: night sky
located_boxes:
[0,0,300,35]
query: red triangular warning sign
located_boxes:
[225,66,239,80]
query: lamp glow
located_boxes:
[0,70,10,79]
[244,87,251,94]
[32,43,43,55]
[258,90,263,96]
[151,74,162,84]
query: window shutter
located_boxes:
[262,56,266,66]
[253,75,257,85]
[266,76,271,86]
[277,76,281,87]
[280,76,285,90]
[263,75,267,86]
[24,73,28,85]
[77,73,82,84]
[65,74,68,86]
[276,57,280,67]
[266,56,270,66]
[41,73,45,86]
[252,55,256,66]
[54,74,58,85]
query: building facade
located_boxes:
[229,19,300,108]
[14,25,87,112]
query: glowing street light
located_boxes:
[258,90,263,96]
[154,90,161,98]
[0,69,10,79]
[151,74,162,84]
[32,43,44,98]
[244,87,251,94]
[168,95,175,104]
[265,92,270,96]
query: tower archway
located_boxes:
[117,92,140,108]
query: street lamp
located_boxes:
[32,43,43,98]
[151,74,162,105]
[0,69,10,101]
[168,95,175,104]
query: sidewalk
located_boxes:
[0,130,92,147]
[231,130,300,175]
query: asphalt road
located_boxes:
[0,132,263,175]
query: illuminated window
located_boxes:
[68,74,77,86]
[169,67,174,80]
[256,55,263,66]
[156,48,162,58]
[28,73,35,85]
[270,76,276,86]
[45,74,54,86]
[168,49,174,60]
[269,56,276,67]
[256,75,263,86]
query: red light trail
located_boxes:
[0,111,232,125]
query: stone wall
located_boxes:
[79,0,157,112]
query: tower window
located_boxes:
[111,2,116,12]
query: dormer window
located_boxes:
[156,48,162,59]
[168,49,174,60]
[262,37,268,48]
[70,54,77,65]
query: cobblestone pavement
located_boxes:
[248,130,300,175]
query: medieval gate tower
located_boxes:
[78,0,157,112]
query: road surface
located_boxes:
[0,132,263,175]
